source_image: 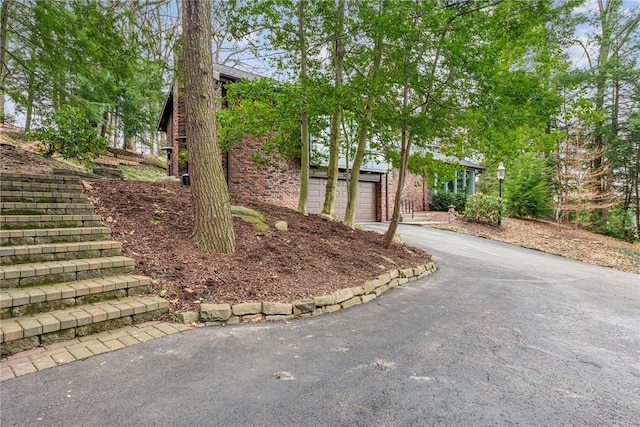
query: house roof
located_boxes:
[214,63,262,82]
[157,64,263,132]
[432,152,485,171]
[157,90,174,132]
[311,143,484,175]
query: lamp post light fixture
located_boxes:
[497,162,505,226]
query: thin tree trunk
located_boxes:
[344,28,382,227]
[25,70,34,131]
[297,0,309,215]
[344,121,368,227]
[384,126,411,249]
[592,0,614,222]
[182,0,235,253]
[635,139,640,237]
[0,0,10,125]
[111,109,118,147]
[100,111,108,138]
[321,0,345,218]
[383,81,411,248]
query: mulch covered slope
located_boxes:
[86,180,432,313]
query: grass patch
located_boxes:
[120,165,167,181]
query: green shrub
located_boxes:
[462,193,503,226]
[430,192,454,211]
[586,206,636,242]
[453,192,468,212]
[504,153,552,219]
[178,148,189,165]
[431,191,468,212]
[29,105,108,164]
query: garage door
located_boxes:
[307,178,376,222]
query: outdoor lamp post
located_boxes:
[497,162,505,226]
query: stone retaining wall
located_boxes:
[175,262,437,326]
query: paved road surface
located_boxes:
[2,225,638,426]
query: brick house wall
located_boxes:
[381,171,428,221]
[227,137,300,209]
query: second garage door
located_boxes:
[307,178,376,222]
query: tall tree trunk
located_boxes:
[635,139,640,237]
[344,28,382,227]
[111,110,118,147]
[384,126,411,249]
[344,120,368,227]
[0,0,12,125]
[149,124,157,156]
[25,70,35,131]
[321,0,346,218]
[296,0,310,215]
[100,111,109,138]
[182,0,235,253]
[383,81,411,248]
[592,0,617,222]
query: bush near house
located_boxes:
[431,191,468,212]
[462,194,503,226]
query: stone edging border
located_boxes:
[174,261,437,326]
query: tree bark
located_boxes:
[344,120,368,227]
[296,0,310,215]
[25,68,34,131]
[182,0,235,254]
[384,125,411,249]
[383,81,412,248]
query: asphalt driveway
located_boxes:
[2,225,638,426]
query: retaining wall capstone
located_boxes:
[177,261,438,326]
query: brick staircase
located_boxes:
[0,173,168,356]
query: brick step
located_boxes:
[0,256,135,289]
[1,227,112,246]
[0,180,83,193]
[0,190,88,204]
[0,275,150,317]
[0,173,81,185]
[0,214,102,230]
[0,296,169,356]
[1,201,95,216]
[0,241,122,265]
